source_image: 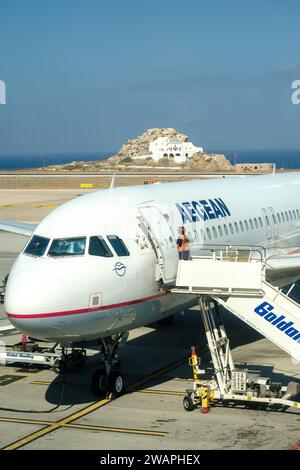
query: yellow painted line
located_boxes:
[2,398,110,450]
[0,204,11,208]
[30,380,86,388]
[63,423,167,437]
[127,355,191,392]
[0,417,53,426]
[173,377,193,382]
[30,380,52,385]
[0,417,167,437]
[32,204,57,208]
[138,389,185,397]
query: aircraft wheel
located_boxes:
[109,371,125,398]
[91,368,108,397]
[183,395,194,411]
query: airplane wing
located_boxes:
[0,220,36,237]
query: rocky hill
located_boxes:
[107,128,189,164]
[44,128,232,172]
[105,128,232,170]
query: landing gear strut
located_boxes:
[91,333,128,399]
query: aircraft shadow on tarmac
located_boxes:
[44,307,300,411]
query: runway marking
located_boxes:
[2,398,111,450]
[30,380,86,388]
[0,417,52,426]
[0,374,25,386]
[14,367,43,374]
[1,323,254,449]
[0,417,167,437]
[138,389,186,396]
[62,423,167,437]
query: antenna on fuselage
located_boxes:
[110,173,116,190]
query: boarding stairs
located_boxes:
[172,247,300,409]
[172,247,300,364]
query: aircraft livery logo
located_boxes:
[176,198,231,223]
[113,262,127,277]
[254,301,300,344]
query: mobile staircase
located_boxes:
[172,247,300,412]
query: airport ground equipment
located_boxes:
[0,330,127,398]
[172,248,300,412]
[0,273,8,304]
[0,337,86,371]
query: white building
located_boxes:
[148,136,203,164]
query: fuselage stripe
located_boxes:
[6,292,169,320]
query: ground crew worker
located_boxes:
[177,226,191,260]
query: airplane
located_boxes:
[0,171,300,398]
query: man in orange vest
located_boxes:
[177,226,191,260]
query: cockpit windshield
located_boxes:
[24,235,50,257]
[48,237,86,257]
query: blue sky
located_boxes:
[0,0,300,155]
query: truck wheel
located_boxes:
[183,395,194,411]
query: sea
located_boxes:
[0,149,299,170]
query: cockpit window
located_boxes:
[107,235,130,256]
[24,235,50,257]
[48,237,86,257]
[89,236,113,257]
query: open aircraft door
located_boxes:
[138,205,178,284]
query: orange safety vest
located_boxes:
[177,235,184,252]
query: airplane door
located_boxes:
[138,206,178,283]
[262,208,272,240]
[268,207,279,238]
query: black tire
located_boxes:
[91,368,108,397]
[183,395,194,412]
[109,371,125,398]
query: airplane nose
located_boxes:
[4,270,70,336]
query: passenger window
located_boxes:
[297,209,300,218]
[229,223,234,234]
[200,229,205,242]
[244,220,249,231]
[289,210,292,220]
[258,217,263,228]
[89,236,113,257]
[272,214,276,224]
[239,221,244,232]
[293,210,296,219]
[234,222,239,233]
[281,212,285,222]
[206,228,212,240]
[277,213,281,223]
[24,235,50,257]
[285,211,289,221]
[224,224,229,236]
[249,219,254,230]
[218,226,223,237]
[254,218,258,229]
[107,235,130,256]
[212,227,217,238]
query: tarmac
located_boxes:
[0,189,300,450]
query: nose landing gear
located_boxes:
[91,332,128,399]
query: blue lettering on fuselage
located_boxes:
[176,198,231,224]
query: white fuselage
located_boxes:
[4,172,300,345]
